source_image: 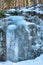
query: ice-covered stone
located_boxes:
[0,16,43,62]
[0,28,6,61]
[6,16,40,62]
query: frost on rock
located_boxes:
[28,16,43,58]
[25,16,41,25]
[0,27,6,61]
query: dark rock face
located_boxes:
[0,28,6,61]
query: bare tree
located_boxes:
[4,0,12,8]
[0,0,4,10]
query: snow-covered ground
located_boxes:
[0,54,43,65]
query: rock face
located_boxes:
[0,27,6,61]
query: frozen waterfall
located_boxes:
[5,16,43,62]
[6,25,18,62]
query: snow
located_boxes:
[5,14,10,16]
[20,7,31,12]
[32,44,41,51]
[6,9,16,13]
[5,16,36,26]
[35,9,43,14]
[7,25,17,30]
[0,54,43,65]
[36,4,43,7]
[20,4,43,14]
